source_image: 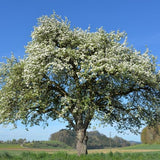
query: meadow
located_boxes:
[0,151,160,160]
[0,144,160,159]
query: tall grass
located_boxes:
[0,151,160,160]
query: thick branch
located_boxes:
[51,81,69,96]
[114,86,152,97]
[65,116,76,129]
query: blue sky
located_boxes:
[0,0,160,142]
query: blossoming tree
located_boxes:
[0,13,160,155]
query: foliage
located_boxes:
[141,124,160,144]
[50,129,76,148]
[50,129,130,149]
[0,12,160,155]
[3,138,26,145]
[112,136,130,148]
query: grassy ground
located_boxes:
[88,144,160,154]
[1,143,160,153]
[0,151,160,160]
[0,144,22,149]
[0,143,160,159]
[123,143,160,150]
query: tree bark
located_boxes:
[76,128,88,156]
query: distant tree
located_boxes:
[141,124,160,144]
[0,12,160,155]
[50,129,76,148]
[113,136,130,147]
[18,138,26,145]
[11,139,17,144]
[87,131,112,149]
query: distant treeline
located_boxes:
[50,129,131,149]
[0,138,26,144]
[0,130,132,149]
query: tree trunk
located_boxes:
[76,128,88,156]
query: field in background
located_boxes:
[0,144,22,149]
[88,144,160,154]
[0,146,160,160]
[0,144,160,160]
[123,144,160,150]
[0,143,160,154]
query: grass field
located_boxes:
[123,143,160,150]
[0,151,160,160]
[0,144,22,149]
[0,143,160,159]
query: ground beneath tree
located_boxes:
[0,147,160,154]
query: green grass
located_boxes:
[0,141,72,150]
[123,144,160,150]
[1,143,160,159]
[24,140,72,149]
[0,150,30,155]
[0,151,160,160]
[0,144,22,149]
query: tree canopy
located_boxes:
[0,12,160,155]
